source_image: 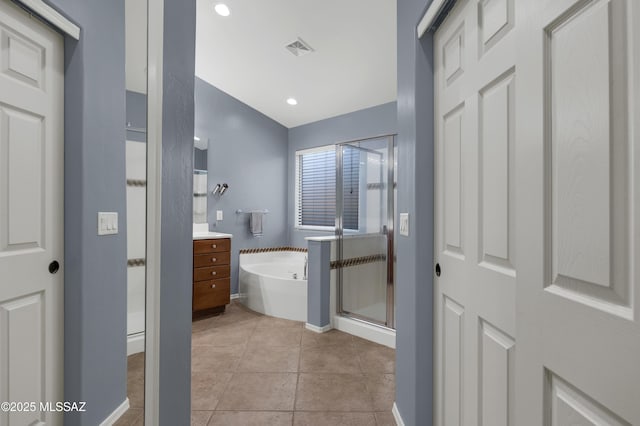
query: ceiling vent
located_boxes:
[285,37,314,57]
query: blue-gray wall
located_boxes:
[195,77,289,294]
[159,0,196,424]
[43,0,128,424]
[395,0,434,424]
[126,90,147,142]
[287,102,397,248]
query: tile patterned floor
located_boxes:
[117,301,396,425]
[115,352,145,426]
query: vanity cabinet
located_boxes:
[193,238,231,316]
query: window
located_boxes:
[295,145,359,230]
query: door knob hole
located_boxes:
[49,261,60,274]
[435,263,441,277]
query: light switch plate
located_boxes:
[399,213,409,236]
[216,210,224,221]
[98,212,118,235]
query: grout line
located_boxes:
[292,326,303,423]
[201,410,214,426]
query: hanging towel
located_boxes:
[250,212,263,237]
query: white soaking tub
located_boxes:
[238,250,307,322]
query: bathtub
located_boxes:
[239,250,307,322]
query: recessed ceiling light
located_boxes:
[214,3,231,17]
[286,98,298,106]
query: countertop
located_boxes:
[193,232,233,240]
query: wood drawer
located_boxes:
[194,252,230,267]
[193,279,230,311]
[194,238,230,254]
[193,265,230,282]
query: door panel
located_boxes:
[443,296,464,426]
[479,0,513,53]
[2,106,44,251]
[436,0,639,424]
[515,0,640,424]
[443,105,464,256]
[479,319,514,426]
[546,0,631,313]
[435,0,517,425]
[478,70,514,273]
[547,373,630,426]
[0,1,64,425]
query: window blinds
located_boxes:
[297,147,359,229]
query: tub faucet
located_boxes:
[303,256,308,280]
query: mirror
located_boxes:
[194,137,208,224]
[125,0,148,421]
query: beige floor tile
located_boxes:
[127,368,145,409]
[299,344,361,374]
[374,411,397,426]
[128,352,145,374]
[191,410,213,426]
[213,310,262,328]
[130,412,145,426]
[364,374,395,411]
[301,329,354,348]
[255,315,304,329]
[216,373,298,411]
[295,373,373,412]
[114,408,143,426]
[192,325,255,347]
[192,344,245,372]
[180,300,397,423]
[355,342,395,374]
[208,411,293,426]
[192,315,220,334]
[237,345,300,372]
[191,371,233,410]
[247,326,303,347]
[293,411,377,426]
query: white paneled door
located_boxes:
[435,0,517,424]
[434,0,640,425]
[0,1,64,425]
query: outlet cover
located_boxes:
[399,213,409,236]
[216,210,223,221]
[98,212,118,235]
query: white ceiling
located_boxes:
[195,0,397,128]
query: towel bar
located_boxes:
[236,209,269,214]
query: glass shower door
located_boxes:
[336,135,394,328]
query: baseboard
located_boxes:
[230,293,240,300]
[333,315,396,348]
[305,323,332,333]
[392,402,405,426]
[99,398,129,426]
[127,332,145,356]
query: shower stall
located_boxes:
[335,134,396,329]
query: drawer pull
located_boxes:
[211,284,216,289]
[211,258,217,262]
[211,244,217,248]
[211,271,217,276]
